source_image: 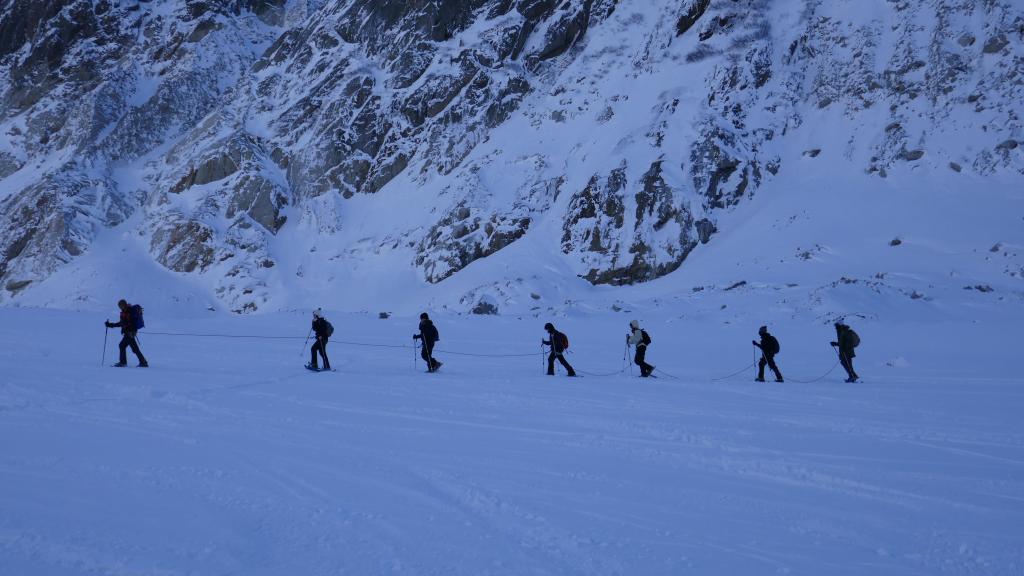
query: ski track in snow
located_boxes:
[1,310,1022,575]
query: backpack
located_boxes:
[641,329,651,345]
[323,320,334,338]
[130,304,145,330]
[557,331,569,350]
[848,330,860,348]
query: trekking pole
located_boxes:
[300,328,312,356]
[624,340,632,377]
[754,344,759,379]
[414,338,418,371]
[101,325,108,366]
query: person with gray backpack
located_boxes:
[830,322,860,383]
[626,320,655,377]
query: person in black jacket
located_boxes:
[105,299,148,367]
[752,325,783,382]
[831,322,860,383]
[413,312,442,372]
[307,309,331,371]
[542,322,576,377]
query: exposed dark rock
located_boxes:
[900,149,925,161]
[676,0,711,37]
[983,34,1009,54]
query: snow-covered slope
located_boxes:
[1,0,1021,315]
[1,307,1022,574]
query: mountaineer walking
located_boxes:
[105,299,148,368]
[752,325,783,382]
[626,320,655,377]
[413,312,442,372]
[830,322,860,383]
[306,309,333,372]
[542,322,576,377]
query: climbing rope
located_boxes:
[143,331,545,358]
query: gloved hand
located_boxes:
[104,321,113,328]
[830,341,838,347]
[413,334,420,340]
[752,340,757,346]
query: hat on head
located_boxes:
[544,322,554,331]
[313,308,322,319]
[630,319,639,329]
[420,312,429,320]
[758,325,768,334]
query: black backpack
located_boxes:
[130,304,145,330]
[641,329,651,345]
[848,330,860,348]
[323,320,334,337]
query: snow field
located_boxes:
[1,307,1022,575]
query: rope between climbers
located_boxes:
[142,331,544,358]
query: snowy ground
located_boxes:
[1,307,1022,575]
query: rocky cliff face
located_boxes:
[1,0,1021,312]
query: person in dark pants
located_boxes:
[413,312,442,372]
[542,322,576,377]
[753,325,783,382]
[831,322,860,383]
[626,320,655,377]
[105,299,147,367]
[307,309,331,371]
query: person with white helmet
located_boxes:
[306,308,333,372]
[626,320,655,377]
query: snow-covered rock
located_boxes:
[1,0,1021,312]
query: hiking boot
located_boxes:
[112,362,127,367]
[845,377,858,383]
[546,371,555,376]
[754,377,765,382]
[775,377,784,383]
[138,362,149,368]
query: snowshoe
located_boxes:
[111,363,127,368]
[305,363,321,372]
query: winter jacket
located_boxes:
[107,307,136,334]
[838,329,857,357]
[543,330,569,354]
[628,327,647,348]
[312,317,331,340]
[417,319,439,346]
[756,333,780,355]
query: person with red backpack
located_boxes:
[626,320,655,377]
[104,299,148,367]
[542,322,576,377]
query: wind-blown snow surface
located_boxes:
[2,308,1022,574]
